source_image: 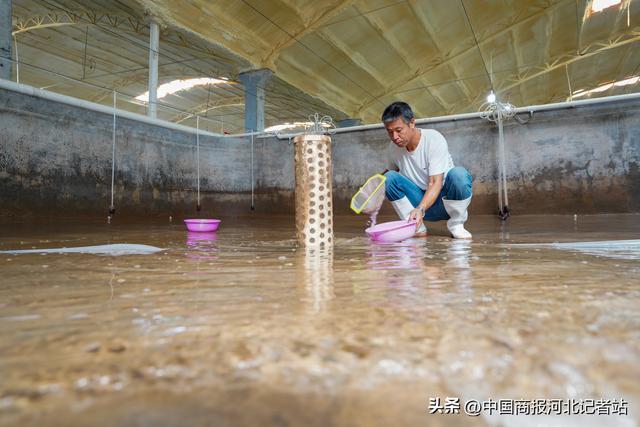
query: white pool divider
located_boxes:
[0,244,164,256]
[294,134,333,247]
[512,239,640,260]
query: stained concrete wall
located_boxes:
[1,85,639,218]
[0,87,254,218]
[257,96,640,215]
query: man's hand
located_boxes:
[408,174,443,232]
[408,206,425,231]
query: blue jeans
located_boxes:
[385,167,473,221]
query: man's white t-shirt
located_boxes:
[387,129,454,191]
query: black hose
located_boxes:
[515,111,534,125]
[498,206,511,221]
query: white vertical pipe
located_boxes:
[110,91,117,214]
[147,21,159,119]
[196,115,201,210]
[497,108,504,213]
[497,107,509,209]
[13,35,18,84]
[251,132,255,210]
[565,64,573,102]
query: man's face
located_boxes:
[385,117,415,148]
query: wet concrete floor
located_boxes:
[0,213,639,427]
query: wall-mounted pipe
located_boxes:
[228,91,640,140]
[2,77,637,144]
[0,79,223,138]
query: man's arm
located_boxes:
[408,173,444,230]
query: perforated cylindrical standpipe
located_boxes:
[294,135,333,247]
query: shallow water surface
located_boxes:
[0,214,639,426]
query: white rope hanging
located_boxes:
[196,115,201,211]
[13,35,19,84]
[250,132,254,211]
[479,96,517,220]
[109,90,117,217]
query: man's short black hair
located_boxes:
[381,101,414,124]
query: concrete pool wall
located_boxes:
[1,82,639,217]
[258,95,640,215]
[0,84,254,217]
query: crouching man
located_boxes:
[382,101,473,239]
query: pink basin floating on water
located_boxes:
[365,220,417,243]
[184,219,221,232]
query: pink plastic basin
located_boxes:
[184,219,221,232]
[365,220,417,243]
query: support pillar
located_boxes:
[0,0,12,80]
[147,20,159,118]
[238,69,273,132]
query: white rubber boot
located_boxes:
[442,197,472,239]
[391,196,427,234]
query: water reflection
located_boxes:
[366,239,425,270]
[298,247,335,313]
[445,239,474,291]
[446,239,471,268]
[362,239,477,308]
[500,221,510,240]
[185,232,219,261]
[364,240,429,309]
